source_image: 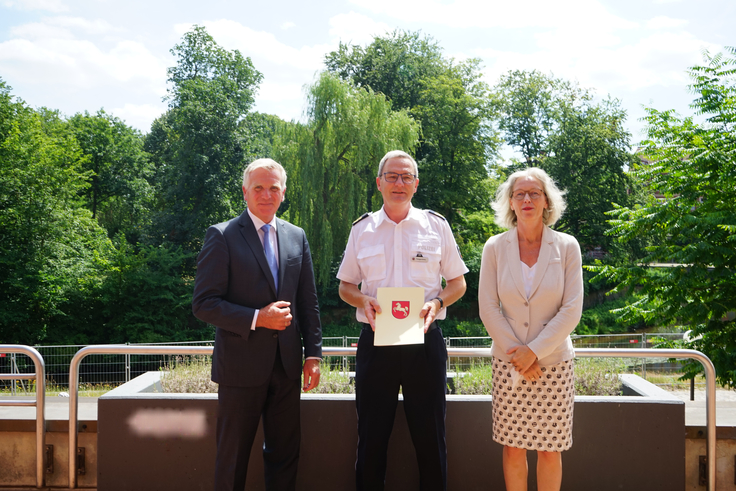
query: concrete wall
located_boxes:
[0,419,97,488]
[97,373,685,491]
[686,427,736,491]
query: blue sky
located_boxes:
[1,0,732,156]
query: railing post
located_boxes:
[446,337,451,371]
[68,345,214,488]
[342,336,348,374]
[0,345,46,488]
[11,352,16,395]
[641,334,647,378]
[125,342,130,383]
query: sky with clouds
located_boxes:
[1,0,732,154]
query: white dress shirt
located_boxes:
[337,205,468,324]
[247,207,278,331]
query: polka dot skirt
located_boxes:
[491,358,575,452]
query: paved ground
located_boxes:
[665,387,736,427]
[0,395,98,421]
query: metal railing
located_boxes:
[0,345,46,488]
[67,345,214,489]
[64,345,717,489]
[4,334,687,391]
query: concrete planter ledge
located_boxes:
[98,372,685,491]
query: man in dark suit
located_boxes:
[192,158,322,491]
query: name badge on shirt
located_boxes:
[411,253,429,263]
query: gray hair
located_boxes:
[242,158,287,188]
[492,167,566,229]
[377,150,418,178]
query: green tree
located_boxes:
[240,111,285,162]
[0,80,114,344]
[325,30,445,111]
[491,70,642,253]
[325,31,499,222]
[147,25,263,255]
[274,72,419,289]
[411,60,500,221]
[492,69,560,163]
[543,97,642,253]
[590,47,736,386]
[68,110,153,242]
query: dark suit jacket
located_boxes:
[192,210,322,387]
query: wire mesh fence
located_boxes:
[0,333,691,394]
[446,336,494,374]
[445,333,691,388]
[0,341,215,394]
[322,337,360,373]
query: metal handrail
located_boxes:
[0,345,46,488]
[67,345,717,490]
[67,345,214,488]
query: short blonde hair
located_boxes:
[242,158,287,188]
[492,167,566,229]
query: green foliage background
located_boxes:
[2,26,732,386]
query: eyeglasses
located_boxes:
[381,172,417,184]
[512,190,545,201]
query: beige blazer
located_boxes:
[478,226,583,366]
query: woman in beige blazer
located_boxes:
[479,167,583,491]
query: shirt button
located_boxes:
[524,302,529,306]
[524,322,529,327]
[273,333,278,339]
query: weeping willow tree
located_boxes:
[275,72,419,289]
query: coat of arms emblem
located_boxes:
[392,301,410,319]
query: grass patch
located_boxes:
[574,358,625,396]
[452,362,493,395]
[160,356,218,393]
[158,356,627,397]
[0,382,116,397]
[452,358,625,396]
[644,372,707,390]
[159,357,355,394]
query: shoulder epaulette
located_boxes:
[352,212,371,226]
[427,210,446,221]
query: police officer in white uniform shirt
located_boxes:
[337,150,468,491]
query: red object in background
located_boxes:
[0,353,5,357]
[351,343,357,347]
[629,339,639,343]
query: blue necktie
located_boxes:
[261,224,278,291]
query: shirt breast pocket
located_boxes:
[410,239,441,280]
[357,244,386,282]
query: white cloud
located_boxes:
[646,16,688,30]
[281,22,295,30]
[349,0,637,30]
[328,12,392,45]
[111,102,168,131]
[48,16,122,35]
[0,19,166,91]
[3,0,68,12]
[177,20,333,72]
[478,30,718,94]
[254,80,309,121]
[9,22,76,40]
[9,16,120,39]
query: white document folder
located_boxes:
[374,287,426,346]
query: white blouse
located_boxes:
[521,262,537,299]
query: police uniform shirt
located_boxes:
[337,205,469,324]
